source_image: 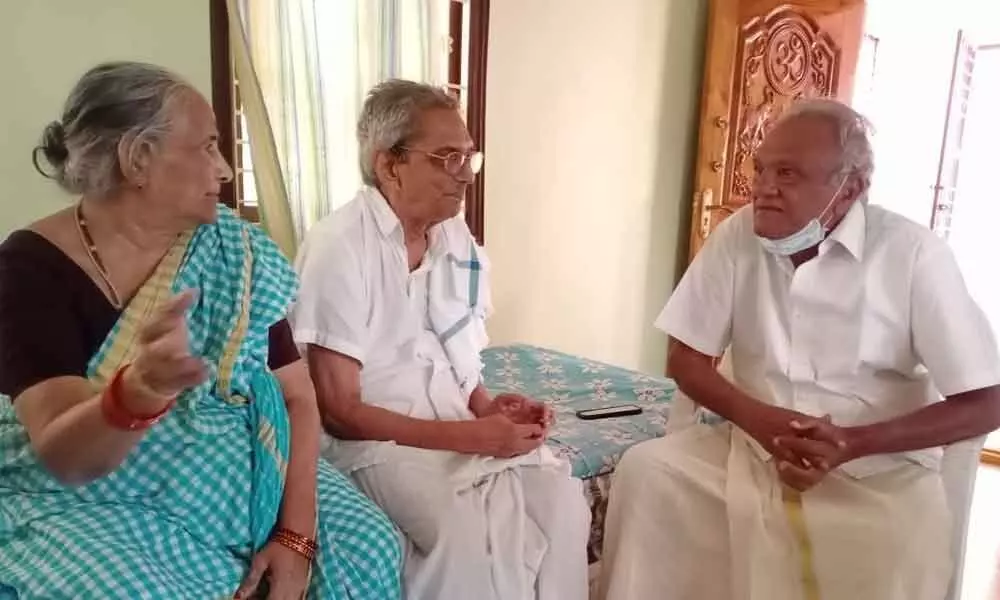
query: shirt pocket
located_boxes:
[858,302,913,373]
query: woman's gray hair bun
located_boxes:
[32,61,192,197]
[32,121,70,180]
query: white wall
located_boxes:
[0,1,212,237]
[484,0,708,374]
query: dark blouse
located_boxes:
[0,230,299,399]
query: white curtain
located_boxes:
[229,0,451,250]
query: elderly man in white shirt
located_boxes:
[289,79,590,600]
[598,98,1000,600]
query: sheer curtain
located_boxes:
[228,0,451,251]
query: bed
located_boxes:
[481,343,679,562]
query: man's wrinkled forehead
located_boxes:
[757,114,842,169]
[409,108,474,150]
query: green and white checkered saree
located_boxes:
[0,207,401,599]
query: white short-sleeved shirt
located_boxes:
[289,188,480,469]
[656,201,1000,476]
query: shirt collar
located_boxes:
[364,186,448,258]
[365,186,403,239]
[821,200,866,260]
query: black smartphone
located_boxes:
[575,404,643,420]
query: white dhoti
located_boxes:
[598,423,953,600]
[350,446,591,600]
[296,188,592,598]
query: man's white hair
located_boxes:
[356,79,460,186]
[775,98,875,186]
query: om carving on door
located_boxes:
[689,1,863,259]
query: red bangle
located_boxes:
[100,365,175,431]
[272,528,317,562]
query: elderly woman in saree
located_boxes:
[0,62,402,600]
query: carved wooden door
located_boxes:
[687,0,867,260]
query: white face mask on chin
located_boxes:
[757,177,848,256]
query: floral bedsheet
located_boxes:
[482,343,680,562]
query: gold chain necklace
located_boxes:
[75,202,124,310]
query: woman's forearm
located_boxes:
[15,374,163,486]
[275,362,319,537]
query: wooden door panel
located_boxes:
[688,0,866,260]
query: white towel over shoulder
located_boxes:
[427,217,493,397]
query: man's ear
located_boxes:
[374,150,403,190]
[845,173,869,205]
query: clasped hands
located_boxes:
[748,406,859,492]
[488,393,554,431]
[473,393,555,458]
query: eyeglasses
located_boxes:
[400,147,484,176]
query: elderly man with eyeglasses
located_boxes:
[290,79,590,600]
